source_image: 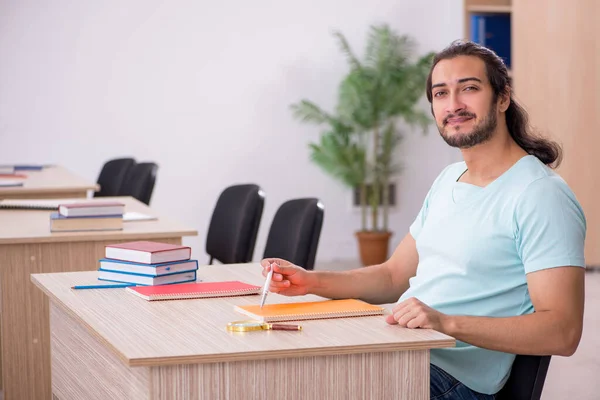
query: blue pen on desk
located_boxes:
[71,283,135,290]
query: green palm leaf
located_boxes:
[332,30,363,71]
[291,23,434,231]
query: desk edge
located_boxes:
[127,339,456,367]
[0,230,198,245]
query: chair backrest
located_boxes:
[119,162,158,205]
[205,184,265,264]
[496,355,551,400]
[263,198,324,270]
[94,158,136,197]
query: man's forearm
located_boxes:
[309,263,405,304]
[443,311,581,356]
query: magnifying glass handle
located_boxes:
[269,323,302,331]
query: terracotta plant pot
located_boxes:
[355,231,393,266]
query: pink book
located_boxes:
[105,241,192,264]
[126,281,261,301]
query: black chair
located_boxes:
[94,158,136,197]
[205,184,265,264]
[496,355,551,400]
[119,162,158,205]
[263,198,324,270]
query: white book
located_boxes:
[98,259,198,277]
[58,201,125,217]
[98,269,197,286]
[104,241,191,264]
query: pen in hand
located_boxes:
[260,262,277,308]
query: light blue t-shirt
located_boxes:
[399,155,586,395]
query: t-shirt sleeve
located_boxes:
[514,176,586,273]
[409,191,430,240]
[409,164,455,240]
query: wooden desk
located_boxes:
[32,264,455,400]
[0,197,197,400]
[0,166,98,199]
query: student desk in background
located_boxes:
[0,197,197,400]
[0,165,98,200]
[31,264,455,400]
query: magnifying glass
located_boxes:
[226,320,302,332]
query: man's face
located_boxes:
[430,55,499,149]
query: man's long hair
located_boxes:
[425,40,562,168]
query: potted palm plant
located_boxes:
[291,24,434,266]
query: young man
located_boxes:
[261,40,586,399]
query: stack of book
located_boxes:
[0,166,26,187]
[98,241,198,286]
[0,164,44,173]
[50,201,125,232]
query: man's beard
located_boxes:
[437,107,497,149]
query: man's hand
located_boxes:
[386,297,449,332]
[260,258,316,296]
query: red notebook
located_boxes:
[126,281,261,301]
[105,241,191,264]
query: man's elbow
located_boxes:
[557,325,583,357]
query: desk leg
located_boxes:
[50,302,151,399]
[151,351,430,399]
[0,238,181,400]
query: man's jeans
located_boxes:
[431,364,496,399]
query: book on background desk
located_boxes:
[235,299,385,322]
[14,164,45,170]
[50,212,123,232]
[105,241,191,264]
[126,280,262,301]
[59,201,125,217]
[0,173,27,179]
[98,269,197,286]
[99,258,199,276]
[0,199,156,221]
[0,164,44,173]
[0,179,24,187]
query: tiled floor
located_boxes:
[315,260,600,400]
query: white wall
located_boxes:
[0,0,462,263]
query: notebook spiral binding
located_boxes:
[235,299,385,322]
[254,309,384,322]
[144,288,260,300]
[0,202,58,210]
[126,282,262,301]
